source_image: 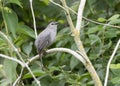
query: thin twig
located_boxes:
[104,39,120,86]
[29,0,37,38]
[13,68,24,86]
[25,63,41,86]
[50,0,120,29]
[68,7,120,29]
[83,17,120,28]
[50,0,67,11]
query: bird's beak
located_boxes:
[55,22,59,25]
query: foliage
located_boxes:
[0,0,120,86]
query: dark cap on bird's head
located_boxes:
[47,21,58,29]
[49,21,58,25]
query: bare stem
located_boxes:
[29,0,37,38]
[60,0,75,33]
[104,39,120,86]
[60,0,102,86]
[26,48,86,65]
[47,48,86,64]
[0,54,24,67]
[76,0,86,31]
[13,68,24,86]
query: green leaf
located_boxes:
[14,35,29,47]
[7,0,22,8]
[80,73,91,80]
[22,42,33,56]
[87,0,96,13]
[48,66,60,72]
[0,79,10,86]
[111,77,120,84]
[110,64,120,69]
[102,40,112,51]
[97,17,106,22]
[88,34,102,59]
[108,19,120,24]
[3,7,18,38]
[23,70,46,79]
[0,64,3,70]
[49,79,65,86]
[70,1,79,12]
[89,34,101,45]
[87,25,103,34]
[105,29,118,38]
[0,37,7,51]
[3,59,17,84]
[108,14,120,21]
[41,0,50,5]
[70,57,79,70]
[16,23,35,38]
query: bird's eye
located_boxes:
[51,23,54,25]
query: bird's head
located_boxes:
[47,21,58,29]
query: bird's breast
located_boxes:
[50,31,56,43]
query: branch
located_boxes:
[104,39,120,86]
[0,54,24,67]
[0,31,24,62]
[50,0,67,11]
[76,0,86,31]
[60,0,102,86]
[0,31,41,86]
[26,48,86,65]
[29,0,37,38]
[0,53,39,86]
[60,0,75,33]
[26,55,39,65]
[47,48,86,64]
[12,55,40,86]
[24,63,41,86]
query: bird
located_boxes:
[35,21,58,57]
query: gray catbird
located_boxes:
[35,21,58,56]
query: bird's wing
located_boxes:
[37,33,50,53]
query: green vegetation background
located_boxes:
[0,0,120,86]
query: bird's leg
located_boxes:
[38,53,44,70]
[43,50,47,55]
[39,50,48,70]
